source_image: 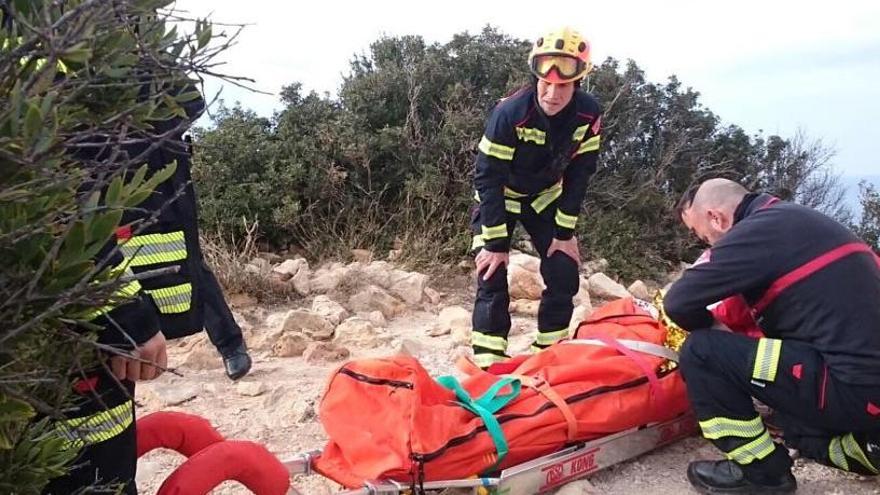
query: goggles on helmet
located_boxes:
[529,54,586,80]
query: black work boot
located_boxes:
[221,342,252,380]
[687,460,796,494]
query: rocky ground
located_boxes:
[134,253,879,494]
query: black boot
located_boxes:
[687,460,796,494]
[221,342,252,380]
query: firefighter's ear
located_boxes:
[707,208,732,233]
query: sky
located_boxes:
[175,0,880,178]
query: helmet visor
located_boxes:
[530,54,585,80]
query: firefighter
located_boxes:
[117,127,252,380]
[469,27,602,369]
[665,178,880,493]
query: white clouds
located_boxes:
[176,0,880,174]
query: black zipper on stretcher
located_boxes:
[338,367,414,389]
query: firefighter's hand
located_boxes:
[548,237,581,266]
[475,250,509,281]
[110,331,168,382]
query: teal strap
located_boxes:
[437,375,521,469]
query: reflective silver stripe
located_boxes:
[56,400,133,450]
[145,283,192,314]
[535,328,569,346]
[472,331,508,352]
[698,416,765,440]
[481,224,508,240]
[471,234,485,251]
[474,352,508,368]
[842,433,878,474]
[575,135,600,155]
[752,338,782,382]
[478,136,514,160]
[531,184,563,214]
[119,231,187,267]
[727,430,776,464]
[829,436,849,471]
[515,127,546,145]
[555,209,577,229]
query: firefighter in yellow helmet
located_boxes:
[469,27,603,369]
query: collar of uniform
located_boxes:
[733,192,775,224]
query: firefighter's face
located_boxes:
[537,79,575,116]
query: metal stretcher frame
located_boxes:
[282,411,697,494]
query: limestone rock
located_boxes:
[389,270,428,305]
[588,272,630,300]
[281,309,335,340]
[508,264,544,300]
[348,285,406,318]
[311,295,349,326]
[627,280,651,301]
[303,342,350,363]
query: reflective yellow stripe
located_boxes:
[555,209,577,230]
[481,223,508,240]
[471,234,485,251]
[515,127,546,145]
[472,331,509,352]
[535,328,570,346]
[120,231,187,267]
[531,184,562,213]
[572,124,590,142]
[530,344,545,353]
[503,187,528,199]
[83,278,143,320]
[575,135,600,155]
[699,416,765,440]
[727,430,776,464]
[505,199,521,214]
[56,400,133,450]
[842,433,878,474]
[478,136,515,161]
[752,338,782,382]
[474,352,508,369]
[829,436,849,471]
[145,283,192,314]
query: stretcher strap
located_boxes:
[437,375,521,469]
[507,374,579,442]
[580,333,668,412]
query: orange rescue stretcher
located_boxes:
[139,298,700,494]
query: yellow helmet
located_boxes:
[528,27,593,84]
